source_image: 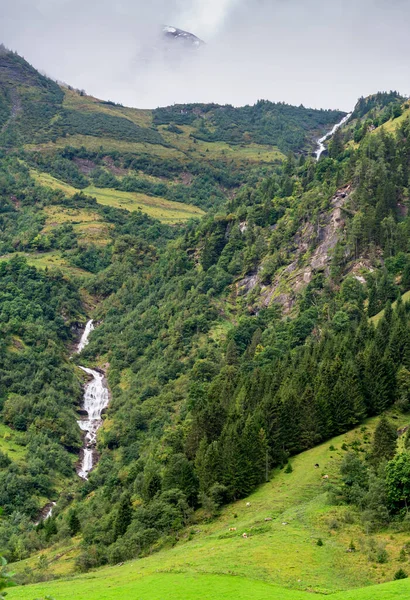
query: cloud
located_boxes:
[177,0,242,38]
[0,0,408,111]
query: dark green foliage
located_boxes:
[154,101,346,153]
[68,511,81,536]
[55,111,166,146]
[352,91,404,120]
[113,494,133,540]
[0,50,64,147]
[385,453,410,513]
[394,568,408,580]
[371,417,398,466]
[0,257,83,527]
[0,556,15,598]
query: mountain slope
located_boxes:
[2,46,410,600]
[7,414,410,598]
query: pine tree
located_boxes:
[195,439,222,493]
[68,511,81,536]
[225,339,239,366]
[371,416,398,466]
[113,494,133,540]
[299,385,321,449]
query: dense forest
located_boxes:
[1,47,410,583]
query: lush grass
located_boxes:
[8,572,410,600]
[26,134,186,159]
[333,579,410,600]
[62,89,153,129]
[9,412,410,599]
[0,422,26,461]
[43,205,111,245]
[159,125,285,163]
[0,251,90,277]
[7,572,310,600]
[83,185,204,223]
[31,171,204,223]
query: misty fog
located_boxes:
[0,0,409,111]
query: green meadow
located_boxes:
[9,413,410,600]
[32,172,204,223]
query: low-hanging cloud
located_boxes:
[0,0,409,111]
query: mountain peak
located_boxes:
[162,25,205,48]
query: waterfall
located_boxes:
[76,320,110,480]
[315,112,352,161]
[44,502,56,520]
[77,319,95,353]
[35,501,56,525]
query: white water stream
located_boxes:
[36,320,107,522]
[315,112,352,161]
[76,320,110,480]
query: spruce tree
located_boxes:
[225,339,239,366]
[371,416,398,466]
[113,494,133,540]
[68,511,81,536]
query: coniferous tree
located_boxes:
[371,416,398,466]
[113,494,133,540]
[68,511,81,536]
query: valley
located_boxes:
[1,46,410,600]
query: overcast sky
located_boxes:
[0,0,409,111]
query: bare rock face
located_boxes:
[236,184,361,315]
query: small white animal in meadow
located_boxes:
[246,502,251,507]
[242,533,248,538]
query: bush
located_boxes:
[284,463,293,474]
[394,568,408,580]
[317,538,323,547]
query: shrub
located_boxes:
[394,568,408,580]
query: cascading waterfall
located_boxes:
[76,320,110,480]
[315,112,352,161]
[35,320,107,521]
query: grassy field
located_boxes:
[43,205,111,246]
[7,573,410,600]
[26,134,187,159]
[83,185,204,223]
[27,133,285,165]
[0,251,90,277]
[31,172,204,223]
[0,422,26,461]
[62,89,153,129]
[8,412,410,600]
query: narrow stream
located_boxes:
[315,112,352,161]
[76,320,110,480]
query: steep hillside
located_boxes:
[7,414,410,599]
[2,46,410,600]
[0,47,346,217]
